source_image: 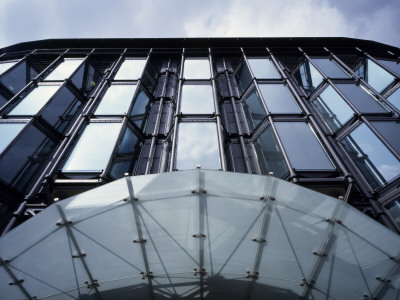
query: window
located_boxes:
[386,200,400,227]
[129,88,152,132]
[0,60,37,96]
[311,58,350,78]
[293,60,323,95]
[114,59,147,80]
[242,87,266,131]
[45,59,84,81]
[0,123,26,154]
[356,59,395,92]
[387,88,400,110]
[370,121,400,155]
[180,84,214,114]
[258,84,301,114]
[0,60,17,75]
[379,59,400,76]
[95,84,138,115]
[247,58,280,79]
[183,59,210,79]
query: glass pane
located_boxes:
[313,85,354,131]
[62,122,122,172]
[356,59,395,92]
[247,58,280,78]
[275,122,335,171]
[0,123,25,154]
[258,84,301,114]
[0,61,32,95]
[293,60,323,95]
[379,59,400,76]
[235,60,252,94]
[183,58,210,79]
[129,88,152,131]
[387,87,400,110]
[335,83,389,114]
[311,58,350,78]
[242,87,266,131]
[180,84,214,114]
[370,121,400,155]
[114,59,147,80]
[0,61,17,75]
[386,200,400,227]
[176,122,220,170]
[45,59,84,80]
[9,85,61,115]
[95,84,137,115]
[340,123,400,189]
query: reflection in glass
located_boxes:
[235,60,252,94]
[275,122,335,171]
[0,123,26,154]
[259,84,301,114]
[63,123,122,172]
[356,59,394,92]
[254,125,288,178]
[242,88,266,131]
[130,88,152,131]
[293,60,323,95]
[9,85,61,115]
[183,59,210,79]
[45,59,84,80]
[311,58,350,78]
[176,122,220,170]
[247,58,280,79]
[379,60,400,76]
[370,121,400,154]
[313,86,354,131]
[387,88,400,110]
[340,123,400,189]
[181,85,214,114]
[1,61,37,95]
[386,200,400,227]
[114,59,147,80]
[0,61,17,75]
[95,84,137,115]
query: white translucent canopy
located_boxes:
[0,170,399,299]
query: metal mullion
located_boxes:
[0,256,33,299]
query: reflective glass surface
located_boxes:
[0,123,25,154]
[370,121,400,154]
[356,59,395,92]
[275,122,335,171]
[63,123,122,172]
[259,84,301,114]
[235,60,253,94]
[0,61,17,75]
[340,123,400,189]
[176,122,220,170]
[180,84,214,114]
[387,88,400,110]
[183,58,210,79]
[129,88,151,131]
[313,85,354,131]
[335,83,389,113]
[114,59,147,80]
[247,58,280,78]
[311,58,350,78]
[0,61,36,95]
[242,88,266,131]
[45,59,84,80]
[293,60,323,95]
[379,59,400,76]
[386,200,400,227]
[9,85,61,115]
[95,84,137,115]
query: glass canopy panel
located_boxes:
[258,84,301,114]
[311,58,350,78]
[114,59,147,80]
[183,58,210,79]
[340,123,400,190]
[379,59,400,76]
[0,123,25,154]
[242,88,266,131]
[293,60,324,95]
[95,84,137,115]
[247,58,280,78]
[275,122,335,171]
[313,85,354,131]
[176,122,220,170]
[356,59,395,92]
[8,85,61,115]
[45,59,84,80]
[387,88,400,110]
[335,83,389,114]
[180,84,214,114]
[0,61,17,75]
[370,121,400,155]
[62,122,122,172]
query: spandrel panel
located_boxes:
[95,84,137,115]
[8,85,61,115]
[0,61,17,75]
[259,84,301,114]
[311,58,350,78]
[176,122,220,170]
[247,58,280,78]
[387,88,400,110]
[62,122,122,172]
[45,59,84,80]
[183,58,210,79]
[242,88,266,131]
[356,59,395,92]
[340,123,400,190]
[0,123,26,154]
[275,122,335,171]
[181,84,214,114]
[293,60,323,95]
[114,59,147,80]
[313,85,354,131]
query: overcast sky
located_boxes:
[1,0,399,48]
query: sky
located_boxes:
[0,0,399,48]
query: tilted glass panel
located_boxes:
[129,88,152,131]
[45,59,84,81]
[254,125,289,178]
[311,58,350,78]
[235,60,253,94]
[95,84,137,115]
[114,59,147,80]
[275,122,335,171]
[247,58,280,79]
[313,85,354,131]
[335,83,389,113]
[293,60,323,95]
[340,123,400,190]
[0,61,37,95]
[183,58,210,79]
[387,87,400,110]
[242,87,266,131]
[0,123,26,154]
[176,122,220,170]
[386,200,400,227]
[180,84,214,114]
[62,122,122,172]
[258,84,301,114]
[8,85,61,115]
[370,121,400,155]
[0,61,17,75]
[379,59,400,76]
[356,59,395,92]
